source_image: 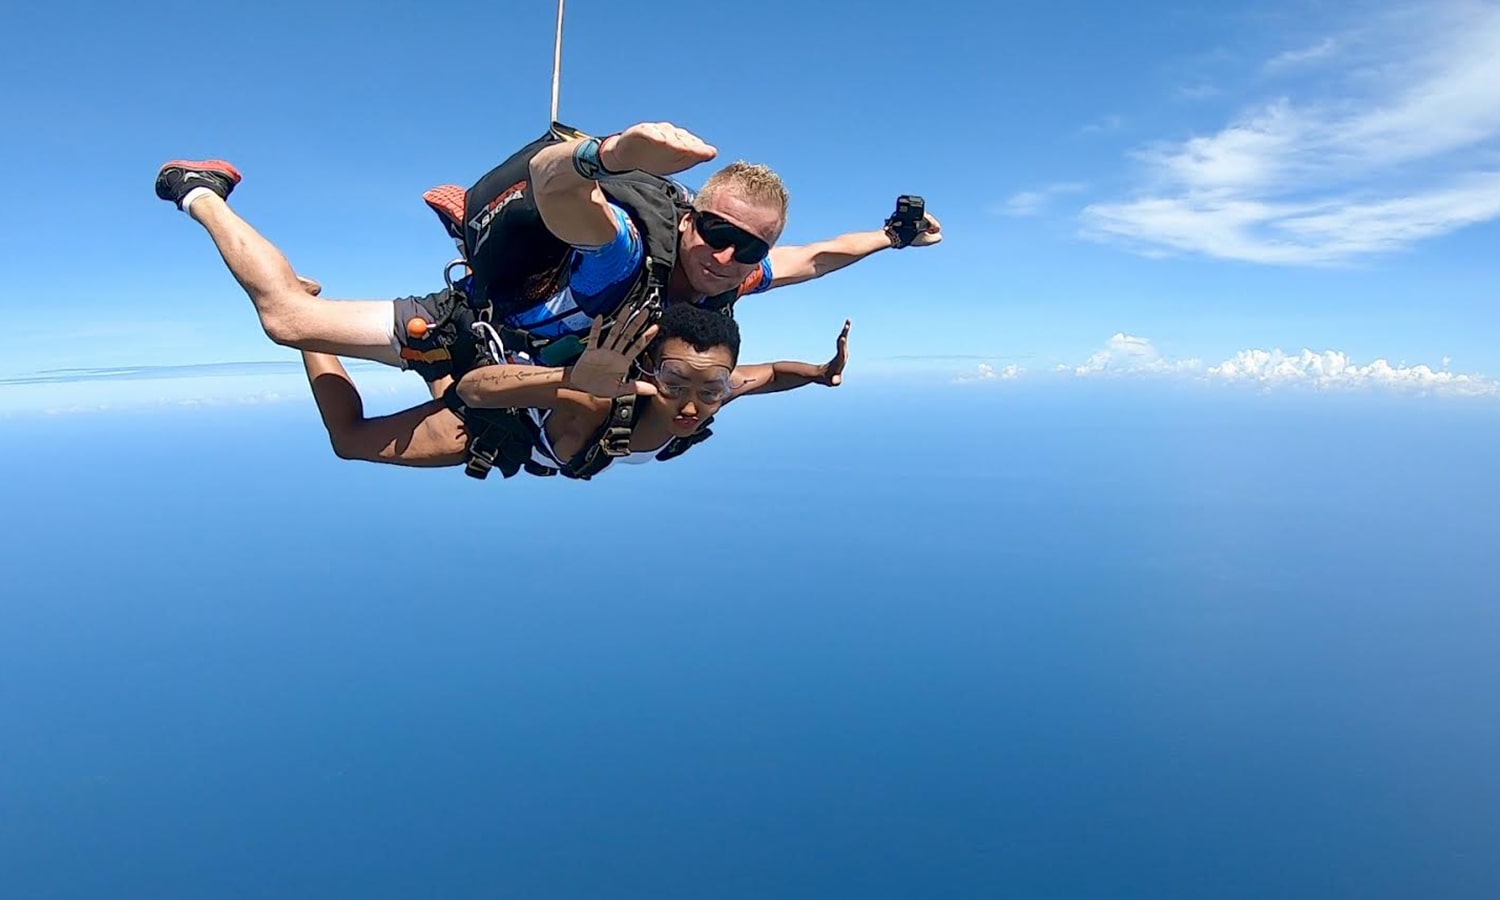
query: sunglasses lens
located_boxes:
[733,242,768,264]
[696,212,769,264]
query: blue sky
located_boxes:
[2,0,1498,413]
[5,6,1500,892]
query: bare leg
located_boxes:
[300,351,469,467]
[189,194,405,367]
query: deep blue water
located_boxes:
[2,384,1498,898]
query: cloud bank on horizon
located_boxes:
[957,332,1500,397]
[4,334,1497,421]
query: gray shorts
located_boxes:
[391,287,460,382]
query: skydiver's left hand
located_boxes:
[601,122,718,177]
[566,305,660,399]
[817,319,852,386]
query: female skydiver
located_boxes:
[296,283,852,475]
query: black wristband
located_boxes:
[572,136,629,180]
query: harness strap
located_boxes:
[442,382,546,481]
[562,393,639,480]
[429,162,705,481]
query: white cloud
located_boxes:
[1264,37,1339,72]
[959,333,1500,398]
[998,183,1088,217]
[1073,334,1498,396]
[1208,348,1500,395]
[1082,2,1500,264]
[1074,333,1203,376]
[1001,192,1050,217]
[955,363,1024,383]
[1082,172,1500,265]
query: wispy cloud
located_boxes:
[998,182,1088,217]
[0,361,314,386]
[962,333,1500,398]
[1081,2,1500,265]
[1080,114,1125,136]
[0,362,424,419]
[1176,83,1222,101]
[1264,37,1338,72]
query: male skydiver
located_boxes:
[153,120,939,384]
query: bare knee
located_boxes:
[262,318,298,348]
[255,284,336,347]
[260,304,312,348]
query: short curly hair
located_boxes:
[648,302,741,366]
[696,161,790,221]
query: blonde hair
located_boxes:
[696,161,790,220]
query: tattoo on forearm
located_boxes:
[484,368,552,384]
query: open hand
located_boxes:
[818,319,852,386]
[565,304,660,399]
[601,122,718,177]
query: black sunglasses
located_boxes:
[692,210,771,264]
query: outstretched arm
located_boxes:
[726,319,852,401]
[766,232,894,289]
[764,210,942,290]
[528,140,617,248]
[454,363,576,410]
[530,122,718,248]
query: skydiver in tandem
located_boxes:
[154,119,930,478]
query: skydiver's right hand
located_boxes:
[600,123,718,177]
[565,306,660,400]
[909,213,943,248]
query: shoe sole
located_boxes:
[159,158,243,185]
